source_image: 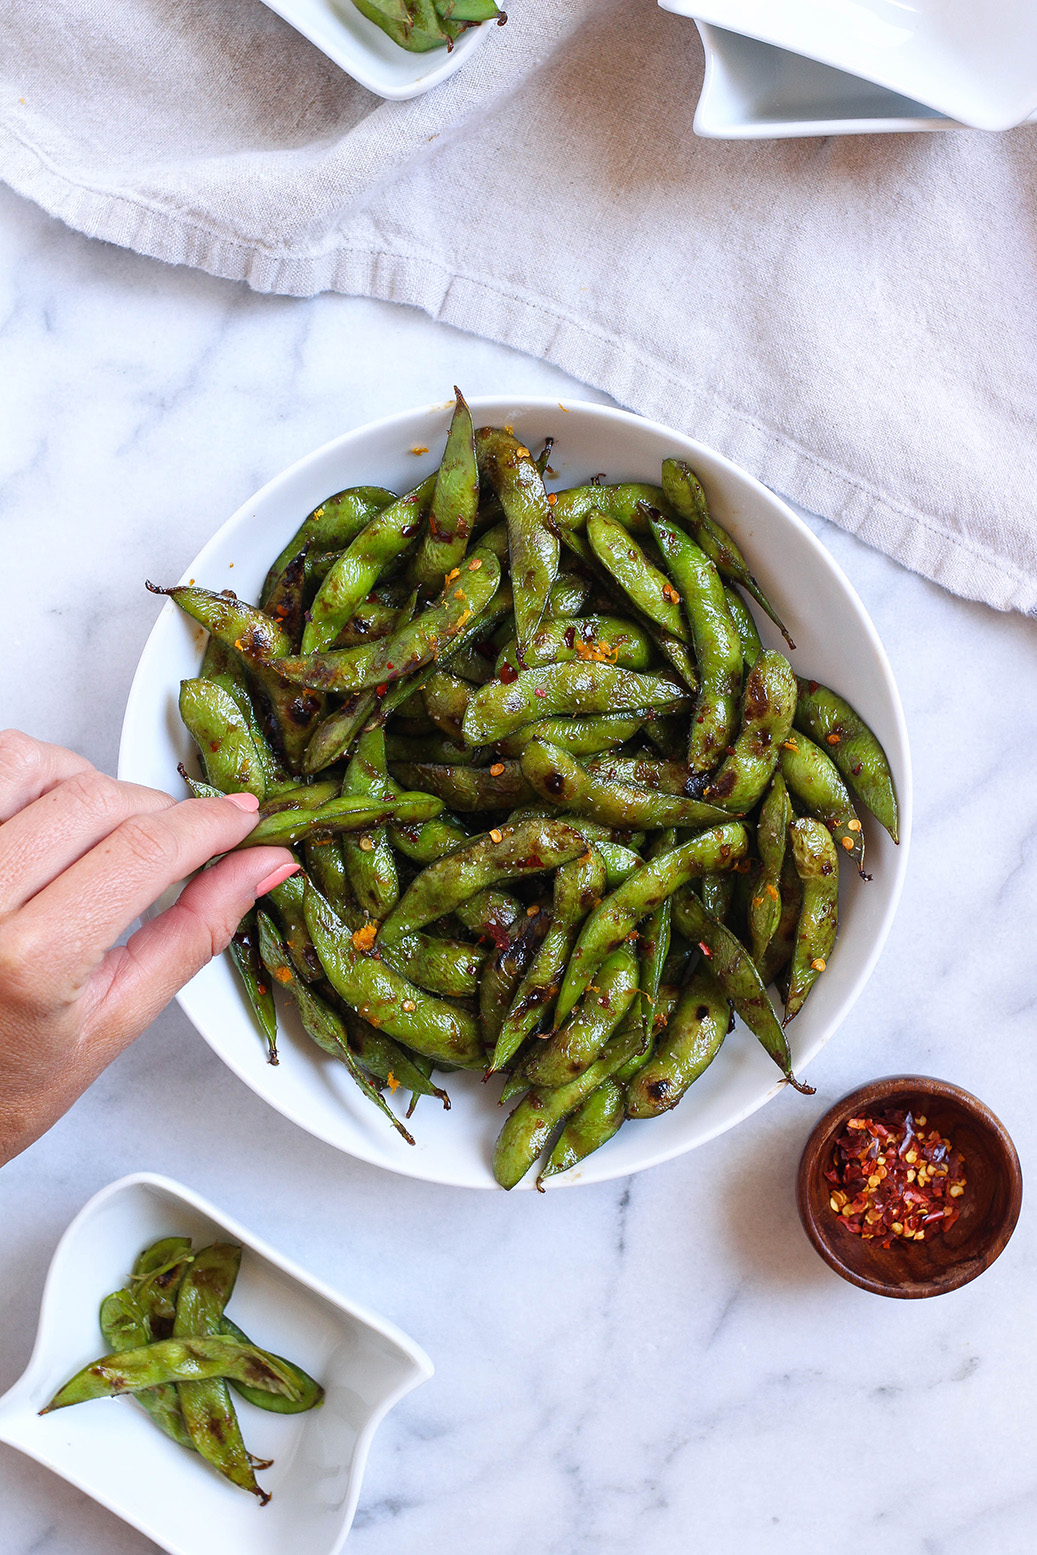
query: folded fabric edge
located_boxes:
[2,129,1033,619]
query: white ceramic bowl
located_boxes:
[661,0,1037,132]
[119,395,911,1191]
[260,0,490,100]
[0,1173,432,1555]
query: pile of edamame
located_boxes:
[42,1237,323,1501]
[351,0,505,53]
[154,389,898,1189]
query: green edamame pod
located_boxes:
[389,759,536,812]
[40,1337,298,1413]
[493,1016,644,1189]
[476,426,558,657]
[780,730,867,878]
[267,869,322,981]
[341,728,399,920]
[551,482,672,535]
[178,679,267,801]
[723,585,762,669]
[172,1243,270,1501]
[586,511,689,641]
[229,910,278,1063]
[421,669,472,742]
[99,1289,195,1450]
[262,547,307,652]
[703,650,798,811]
[130,1237,193,1338]
[239,792,443,850]
[303,836,351,913]
[525,944,640,1088]
[305,886,484,1066]
[346,1013,450,1106]
[463,661,689,745]
[749,773,792,964]
[490,847,607,1072]
[660,459,795,651]
[257,912,416,1145]
[794,677,899,843]
[199,637,287,793]
[220,1316,324,1416]
[537,1079,626,1185]
[521,739,733,831]
[409,388,479,586]
[649,509,742,772]
[555,821,749,1026]
[626,969,731,1118]
[453,886,523,941]
[495,615,655,677]
[480,907,551,1052]
[612,833,675,1085]
[699,872,734,924]
[757,855,804,989]
[497,714,646,759]
[303,473,437,653]
[380,932,486,999]
[545,572,595,617]
[263,486,396,600]
[671,887,812,1093]
[378,817,587,941]
[785,817,839,1024]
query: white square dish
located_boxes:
[661,0,1037,132]
[261,0,491,100]
[0,1173,432,1555]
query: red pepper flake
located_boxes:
[499,662,518,684]
[697,942,712,958]
[534,688,547,698]
[826,1108,967,1247]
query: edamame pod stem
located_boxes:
[671,887,813,1094]
[464,661,688,745]
[648,509,742,772]
[178,679,267,801]
[660,459,796,651]
[238,792,443,849]
[275,552,500,692]
[625,969,731,1119]
[748,773,791,964]
[537,1079,626,1185]
[476,426,559,657]
[785,818,839,1024]
[378,817,587,941]
[257,912,417,1145]
[389,759,536,812]
[524,944,640,1088]
[173,1243,269,1500]
[586,512,689,641]
[794,677,899,843]
[493,1016,645,1190]
[305,886,484,1066]
[780,730,867,878]
[703,650,798,811]
[490,847,607,1072]
[409,388,479,586]
[263,486,396,600]
[40,1337,298,1413]
[99,1290,195,1450]
[229,910,278,1063]
[555,822,749,1027]
[521,739,734,831]
[495,615,655,677]
[303,473,437,653]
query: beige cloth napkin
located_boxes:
[3,0,1036,613]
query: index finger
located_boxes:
[0,730,94,822]
[11,792,263,998]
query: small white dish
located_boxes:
[694,21,965,138]
[119,395,911,1191]
[261,0,491,101]
[661,0,1037,133]
[0,1173,432,1555]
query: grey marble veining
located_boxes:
[0,179,1034,1555]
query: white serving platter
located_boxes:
[261,0,491,100]
[0,1173,432,1555]
[119,396,911,1191]
[662,0,1037,133]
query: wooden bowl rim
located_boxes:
[796,1074,1023,1299]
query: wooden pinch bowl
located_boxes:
[797,1076,1023,1298]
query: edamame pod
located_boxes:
[626,969,731,1118]
[586,511,689,641]
[704,650,798,811]
[794,677,899,842]
[409,388,479,586]
[785,817,839,1023]
[537,1079,626,1184]
[524,944,640,1087]
[780,730,867,878]
[521,739,734,830]
[178,679,267,800]
[748,773,791,963]
[476,426,558,656]
[40,1337,298,1412]
[463,661,689,744]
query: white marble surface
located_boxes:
[0,178,1034,1555]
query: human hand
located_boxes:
[0,731,299,1166]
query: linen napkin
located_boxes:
[2,0,1036,613]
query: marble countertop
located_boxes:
[1,179,1034,1555]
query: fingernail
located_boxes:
[255,861,300,896]
[224,791,260,812]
